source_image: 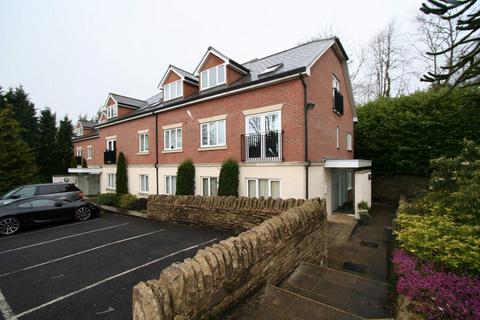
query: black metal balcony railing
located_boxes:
[241,131,283,162]
[104,150,116,164]
[75,156,82,166]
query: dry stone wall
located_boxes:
[134,196,327,320]
[147,195,307,231]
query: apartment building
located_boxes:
[71,38,371,216]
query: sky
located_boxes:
[0,0,423,122]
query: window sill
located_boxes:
[138,192,149,197]
[162,149,183,154]
[198,145,227,151]
[347,149,353,152]
[87,157,92,160]
[106,187,116,191]
[137,151,149,155]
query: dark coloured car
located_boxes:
[0,197,100,235]
[0,183,83,205]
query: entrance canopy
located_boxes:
[68,168,102,174]
[324,159,371,169]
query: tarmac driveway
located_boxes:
[0,212,231,320]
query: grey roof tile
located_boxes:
[110,93,147,108]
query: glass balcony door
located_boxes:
[246,112,281,161]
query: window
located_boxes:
[76,148,82,157]
[200,64,226,90]
[12,186,36,198]
[106,139,116,151]
[201,120,225,148]
[140,174,149,193]
[37,185,56,195]
[17,201,32,208]
[106,105,117,118]
[163,80,183,101]
[138,133,149,153]
[347,133,352,151]
[202,177,218,196]
[347,169,353,190]
[165,176,176,195]
[107,173,116,189]
[332,75,344,115]
[247,179,280,199]
[164,128,182,150]
[74,126,83,136]
[87,145,93,159]
[336,127,340,149]
[30,199,56,208]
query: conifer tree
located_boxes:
[176,160,195,195]
[116,152,128,195]
[0,106,37,193]
[56,115,74,174]
[218,158,239,196]
[37,108,57,182]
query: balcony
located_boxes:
[241,131,283,162]
[75,156,82,166]
[104,150,116,164]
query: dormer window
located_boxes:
[106,105,118,119]
[74,126,83,136]
[164,80,183,101]
[200,64,226,90]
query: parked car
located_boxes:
[0,197,100,235]
[0,183,83,205]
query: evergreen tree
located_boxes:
[4,86,38,152]
[116,152,128,195]
[0,86,5,110]
[218,159,239,196]
[81,158,88,168]
[56,115,74,174]
[176,159,195,195]
[37,108,57,182]
[0,106,37,193]
[70,156,77,168]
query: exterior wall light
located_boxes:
[306,103,315,110]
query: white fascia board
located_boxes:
[324,159,372,168]
[68,168,102,174]
[193,48,229,76]
[157,66,184,89]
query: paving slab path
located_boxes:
[223,204,396,320]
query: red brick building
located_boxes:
[72,38,371,216]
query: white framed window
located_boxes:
[347,169,353,190]
[138,132,149,153]
[165,176,176,195]
[76,148,82,157]
[106,105,118,119]
[163,80,183,101]
[140,174,149,193]
[246,178,280,199]
[74,126,83,136]
[107,173,116,190]
[164,128,182,150]
[347,133,352,151]
[201,120,226,148]
[202,177,218,196]
[106,139,116,151]
[336,126,340,149]
[87,145,92,159]
[200,64,226,90]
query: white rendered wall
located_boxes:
[354,169,372,219]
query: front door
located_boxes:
[332,169,348,212]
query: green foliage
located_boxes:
[96,193,117,206]
[37,108,58,182]
[396,211,480,273]
[395,140,480,273]
[70,156,77,168]
[117,193,138,209]
[0,107,37,194]
[81,158,88,168]
[218,158,239,196]
[176,159,195,195]
[116,152,128,195]
[355,88,480,175]
[56,115,74,173]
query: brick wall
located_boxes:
[133,196,327,320]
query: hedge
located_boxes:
[97,193,117,206]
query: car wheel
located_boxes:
[0,217,21,235]
[74,206,92,221]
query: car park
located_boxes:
[0,197,100,235]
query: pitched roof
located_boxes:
[78,120,97,128]
[110,93,147,108]
[97,38,352,128]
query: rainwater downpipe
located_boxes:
[300,74,311,199]
[154,112,159,194]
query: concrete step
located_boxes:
[227,284,363,320]
[278,263,390,319]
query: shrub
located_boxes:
[131,197,148,211]
[116,152,128,195]
[96,193,117,206]
[176,159,195,195]
[392,249,480,319]
[117,193,138,209]
[81,158,88,168]
[218,158,239,196]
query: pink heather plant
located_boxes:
[392,249,480,320]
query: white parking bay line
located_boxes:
[0,229,165,278]
[13,238,218,319]
[0,223,129,255]
[0,290,15,320]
